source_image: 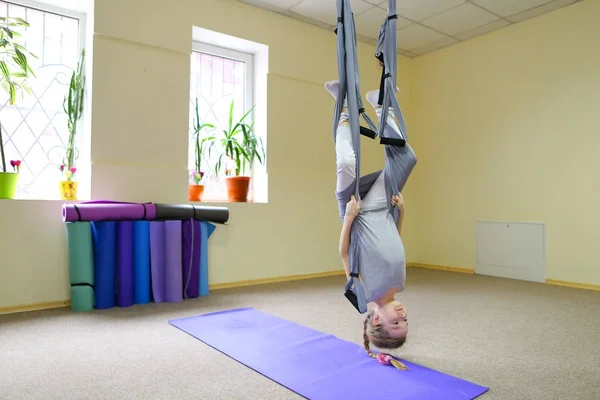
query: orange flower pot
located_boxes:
[59,180,78,200]
[188,184,204,202]
[225,176,250,202]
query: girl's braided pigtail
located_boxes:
[363,315,409,371]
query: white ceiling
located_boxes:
[236,0,583,57]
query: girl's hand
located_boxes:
[391,193,404,210]
[345,195,360,219]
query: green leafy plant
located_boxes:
[191,97,215,184]
[215,99,265,177]
[59,48,85,182]
[0,16,37,173]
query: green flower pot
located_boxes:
[0,172,19,199]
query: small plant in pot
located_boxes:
[58,48,85,201]
[215,99,265,202]
[189,97,215,202]
[0,16,36,199]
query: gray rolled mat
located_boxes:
[154,204,229,224]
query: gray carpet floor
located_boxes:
[1,268,599,400]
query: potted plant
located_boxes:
[215,99,265,202]
[189,97,215,201]
[0,16,36,199]
[58,48,85,200]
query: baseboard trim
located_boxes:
[545,279,600,292]
[209,270,346,290]
[407,262,475,274]
[3,267,599,315]
[0,299,70,315]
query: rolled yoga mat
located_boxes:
[170,308,490,400]
[62,201,157,222]
[154,203,229,224]
[91,221,117,309]
[182,220,200,299]
[65,222,95,312]
[116,221,134,308]
[165,220,183,303]
[150,221,166,303]
[199,221,217,296]
[133,221,151,304]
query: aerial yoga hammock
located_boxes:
[333,0,417,314]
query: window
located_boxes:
[189,41,258,202]
[0,0,86,200]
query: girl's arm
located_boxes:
[393,193,405,235]
[398,207,404,235]
[339,215,354,279]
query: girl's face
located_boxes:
[373,300,408,339]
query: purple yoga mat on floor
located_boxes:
[62,201,157,222]
[116,221,135,307]
[164,220,183,303]
[182,220,201,299]
[150,221,166,303]
[170,308,489,400]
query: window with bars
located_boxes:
[0,0,85,199]
[189,41,257,202]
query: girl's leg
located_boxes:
[335,113,356,193]
[326,80,356,194]
[362,89,416,213]
[359,89,400,210]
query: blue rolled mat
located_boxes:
[199,221,216,296]
[150,221,166,303]
[182,219,200,299]
[117,221,134,308]
[165,220,183,303]
[65,222,95,312]
[133,221,151,304]
[91,221,117,309]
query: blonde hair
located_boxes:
[362,311,408,370]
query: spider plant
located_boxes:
[191,96,215,184]
[0,16,37,173]
[215,98,265,177]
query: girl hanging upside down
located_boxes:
[325,79,416,371]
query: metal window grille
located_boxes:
[189,42,254,201]
[0,0,84,199]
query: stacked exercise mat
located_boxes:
[63,201,229,312]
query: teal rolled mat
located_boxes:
[66,222,95,312]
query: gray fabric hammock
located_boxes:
[333,0,418,314]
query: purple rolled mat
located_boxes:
[182,220,201,299]
[150,221,166,303]
[116,221,134,307]
[62,201,157,222]
[165,221,183,303]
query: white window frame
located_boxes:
[191,41,254,125]
[190,41,262,201]
[1,0,87,199]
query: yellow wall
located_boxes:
[0,0,414,308]
[7,0,594,311]
[409,0,600,285]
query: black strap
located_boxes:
[71,282,94,289]
[73,204,82,221]
[142,203,147,219]
[378,68,391,106]
[360,126,376,139]
[192,205,197,220]
[388,14,398,20]
[350,272,359,278]
[334,16,343,34]
[380,136,406,147]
